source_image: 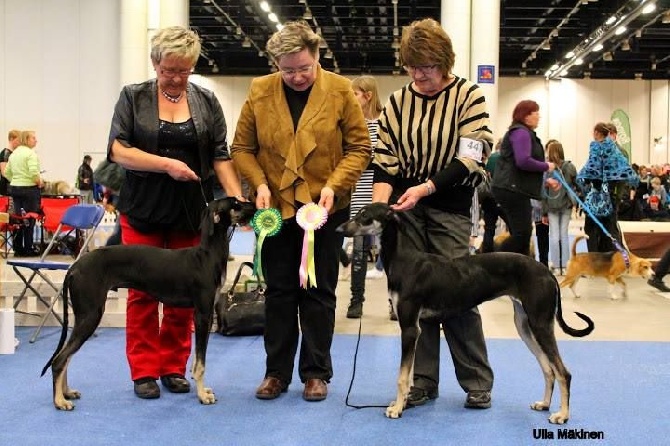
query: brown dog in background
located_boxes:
[559,235,653,300]
[491,232,536,258]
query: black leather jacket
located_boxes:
[107,79,230,230]
[493,124,545,199]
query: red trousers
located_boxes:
[120,215,200,381]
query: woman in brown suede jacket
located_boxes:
[231,20,370,403]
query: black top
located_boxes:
[283,83,312,131]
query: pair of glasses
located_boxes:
[403,64,439,75]
[279,64,315,77]
[159,66,194,78]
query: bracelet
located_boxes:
[423,182,435,195]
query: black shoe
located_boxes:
[465,390,491,409]
[160,374,191,393]
[346,301,363,319]
[648,277,670,292]
[406,387,438,407]
[134,378,160,399]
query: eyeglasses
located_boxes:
[402,64,439,75]
[279,64,315,78]
[159,66,194,78]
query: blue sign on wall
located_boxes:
[477,65,495,84]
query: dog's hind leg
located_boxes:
[191,306,216,405]
[613,277,627,299]
[559,276,580,298]
[511,299,555,413]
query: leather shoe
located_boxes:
[406,386,438,407]
[303,378,328,402]
[255,377,288,400]
[465,390,491,409]
[160,374,191,393]
[134,378,160,399]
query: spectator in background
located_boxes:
[492,100,557,256]
[643,176,669,220]
[478,140,507,253]
[532,198,549,266]
[77,155,94,204]
[5,130,43,256]
[1,129,21,197]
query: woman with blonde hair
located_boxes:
[5,130,43,256]
[345,75,384,319]
[542,140,577,274]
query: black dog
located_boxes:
[337,203,594,424]
[42,197,255,410]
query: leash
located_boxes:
[551,170,630,268]
[344,317,389,410]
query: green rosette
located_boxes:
[250,208,283,282]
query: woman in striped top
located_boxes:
[345,75,383,319]
[371,18,494,409]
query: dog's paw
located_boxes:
[54,398,75,411]
[64,388,81,400]
[197,388,217,405]
[530,401,550,411]
[549,411,569,424]
[385,402,403,419]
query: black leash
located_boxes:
[344,316,390,410]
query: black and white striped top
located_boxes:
[373,77,493,214]
[349,119,378,218]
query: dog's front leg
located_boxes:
[386,325,420,419]
[192,309,216,405]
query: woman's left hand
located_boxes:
[319,187,335,212]
[546,178,561,191]
[391,185,427,212]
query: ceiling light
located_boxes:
[615,26,627,35]
[303,8,313,20]
[635,29,643,38]
[605,16,617,25]
[242,37,251,48]
[541,42,551,50]
[211,65,219,73]
[276,24,283,31]
[575,58,584,65]
[603,51,613,61]
[268,13,278,23]
[550,64,559,70]
[584,71,591,79]
[559,69,569,77]
[544,70,552,78]
[565,51,575,59]
[621,39,631,51]
[663,11,670,24]
[391,38,400,49]
[592,43,604,52]
[519,70,527,77]
[581,0,589,4]
[642,3,656,15]
[324,49,333,59]
[235,26,242,36]
[635,72,643,80]
[651,62,657,70]
[259,2,270,13]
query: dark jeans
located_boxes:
[10,185,41,254]
[349,234,372,303]
[492,187,533,256]
[655,249,670,279]
[261,208,348,385]
[584,213,621,252]
[535,221,549,266]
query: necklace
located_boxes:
[161,89,183,103]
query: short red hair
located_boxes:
[511,100,539,127]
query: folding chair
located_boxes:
[8,204,105,343]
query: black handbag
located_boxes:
[215,261,265,336]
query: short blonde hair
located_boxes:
[265,20,321,63]
[351,75,382,118]
[400,18,455,78]
[150,26,201,66]
[18,130,35,146]
[651,176,662,186]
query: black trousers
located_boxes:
[10,185,41,254]
[535,221,549,266]
[584,213,621,252]
[260,208,348,385]
[655,249,670,279]
[349,234,372,302]
[492,187,533,256]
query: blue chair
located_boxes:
[8,204,105,342]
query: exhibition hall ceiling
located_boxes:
[189,0,670,80]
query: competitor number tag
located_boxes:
[457,138,483,162]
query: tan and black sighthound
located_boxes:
[337,203,595,424]
[41,197,256,410]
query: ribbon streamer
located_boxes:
[250,208,283,282]
[295,203,328,288]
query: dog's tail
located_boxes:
[41,273,71,377]
[571,234,587,258]
[553,276,594,337]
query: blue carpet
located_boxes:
[0,327,668,446]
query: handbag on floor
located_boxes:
[215,261,265,336]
